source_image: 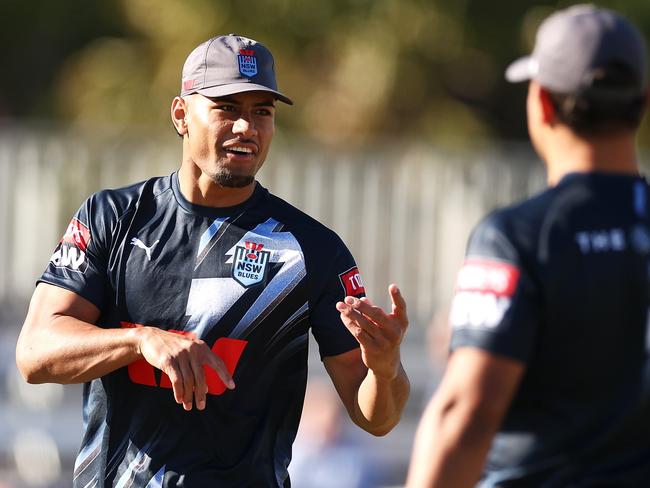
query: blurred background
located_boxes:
[0,0,649,486]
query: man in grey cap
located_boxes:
[16,34,409,487]
[406,5,650,487]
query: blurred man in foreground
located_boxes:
[16,34,409,487]
[407,5,650,487]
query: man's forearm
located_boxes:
[406,393,491,488]
[17,284,235,411]
[406,348,524,487]
[354,363,410,436]
[16,315,142,384]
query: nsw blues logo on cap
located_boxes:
[238,49,258,77]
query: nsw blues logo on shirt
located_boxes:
[232,241,270,287]
[238,49,258,77]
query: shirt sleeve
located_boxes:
[38,192,111,311]
[309,236,364,359]
[448,212,542,363]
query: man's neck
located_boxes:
[178,164,256,208]
[544,127,640,185]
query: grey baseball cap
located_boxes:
[506,4,647,98]
[181,34,293,105]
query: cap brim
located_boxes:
[505,56,537,83]
[191,83,293,105]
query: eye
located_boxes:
[216,104,236,112]
[255,107,274,116]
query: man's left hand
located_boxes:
[336,284,408,380]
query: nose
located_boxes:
[232,114,257,137]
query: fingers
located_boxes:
[178,355,195,411]
[343,296,388,327]
[337,301,379,342]
[171,347,234,411]
[345,285,408,327]
[359,295,374,306]
[336,286,408,381]
[205,352,236,391]
[165,350,200,411]
[389,284,408,321]
[189,356,208,411]
[166,365,183,405]
[337,284,409,347]
[142,330,236,411]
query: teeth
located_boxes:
[228,146,253,154]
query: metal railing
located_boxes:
[0,124,547,328]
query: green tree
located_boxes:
[2,0,649,147]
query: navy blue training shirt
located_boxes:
[449,173,650,487]
[40,172,365,487]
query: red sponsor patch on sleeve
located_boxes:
[61,218,91,251]
[449,259,521,329]
[339,267,365,297]
[455,258,520,297]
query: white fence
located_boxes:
[0,122,619,486]
[0,123,547,328]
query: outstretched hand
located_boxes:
[336,284,408,380]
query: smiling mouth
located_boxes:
[225,145,255,156]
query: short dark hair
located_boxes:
[547,61,647,136]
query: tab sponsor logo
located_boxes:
[339,266,365,297]
[450,258,519,329]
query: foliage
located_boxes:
[1,0,649,147]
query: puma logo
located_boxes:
[130,237,160,261]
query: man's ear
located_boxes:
[538,87,557,124]
[171,96,188,136]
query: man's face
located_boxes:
[182,91,276,188]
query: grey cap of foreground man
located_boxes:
[505,4,647,97]
[181,34,293,105]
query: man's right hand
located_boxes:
[136,327,235,411]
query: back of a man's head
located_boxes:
[506,4,648,136]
